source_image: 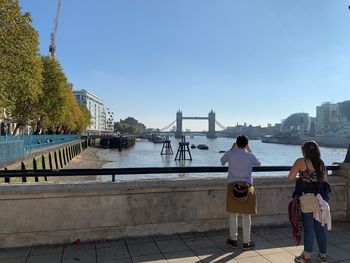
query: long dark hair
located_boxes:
[302,141,325,180]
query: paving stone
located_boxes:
[97,246,130,261]
[328,232,350,245]
[0,247,31,259]
[62,243,96,263]
[98,258,132,263]
[125,236,153,245]
[164,250,200,263]
[205,229,228,238]
[0,257,27,263]
[131,253,167,263]
[284,246,304,257]
[63,242,96,255]
[193,248,237,263]
[62,257,96,263]
[30,244,64,256]
[262,251,295,263]
[253,239,284,255]
[155,239,189,253]
[179,231,206,239]
[326,245,350,262]
[274,227,294,238]
[201,252,239,263]
[27,253,62,263]
[254,229,288,241]
[152,234,181,242]
[128,242,161,257]
[232,250,260,260]
[236,255,271,263]
[183,236,217,250]
[96,239,125,249]
[270,238,301,249]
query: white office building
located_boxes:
[74,89,114,133]
[105,107,115,132]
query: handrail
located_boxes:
[0,165,340,182]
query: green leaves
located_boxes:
[0,0,42,133]
[0,0,90,134]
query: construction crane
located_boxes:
[49,0,62,58]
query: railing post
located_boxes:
[49,152,53,170]
[65,147,69,163]
[59,150,63,168]
[112,174,115,182]
[4,167,9,183]
[54,151,59,169]
[33,158,38,182]
[42,155,47,181]
[21,162,27,182]
[69,146,73,160]
[62,148,67,165]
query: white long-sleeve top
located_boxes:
[313,194,332,230]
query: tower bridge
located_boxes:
[152,110,227,139]
[175,110,217,138]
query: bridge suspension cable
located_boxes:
[159,120,176,132]
[215,120,227,131]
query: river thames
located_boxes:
[97,136,347,181]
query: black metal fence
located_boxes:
[0,165,340,183]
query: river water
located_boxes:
[100,137,347,181]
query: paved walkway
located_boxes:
[2,222,350,263]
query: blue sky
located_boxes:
[20,0,350,130]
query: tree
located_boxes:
[33,56,69,134]
[0,0,43,134]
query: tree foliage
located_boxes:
[114,122,144,134]
[0,0,43,134]
[34,56,91,134]
[0,1,91,134]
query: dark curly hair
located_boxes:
[302,140,325,181]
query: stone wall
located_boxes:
[0,169,348,248]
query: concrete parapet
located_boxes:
[0,175,348,248]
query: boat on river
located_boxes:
[197,144,209,150]
[191,144,196,149]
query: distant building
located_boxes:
[120,117,146,130]
[74,89,113,133]
[316,102,337,134]
[105,107,114,132]
[337,100,350,122]
[280,113,310,133]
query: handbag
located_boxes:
[299,193,320,213]
[233,184,248,198]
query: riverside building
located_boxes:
[74,89,114,133]
[316,101,350,134]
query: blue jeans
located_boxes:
[302,212,327,254]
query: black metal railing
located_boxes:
[0,165,340,183]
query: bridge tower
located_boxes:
[175,110,183,138]
[207,110,217,138]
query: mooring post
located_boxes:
[161,136,173,155]
[175,136,192,161]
